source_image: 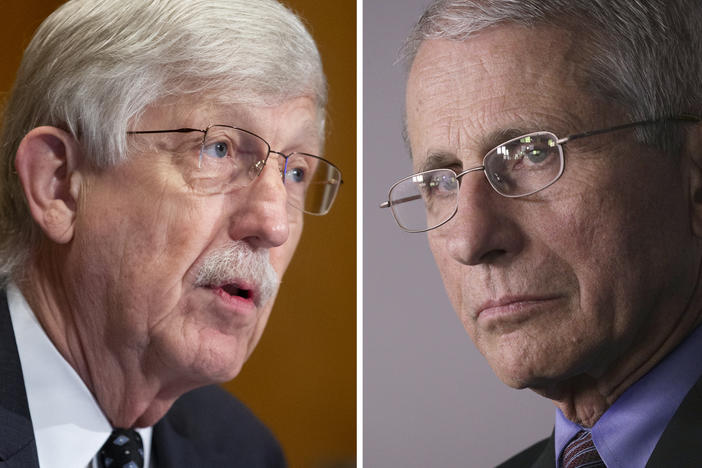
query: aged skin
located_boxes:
[406,25,702,427]
[15,94,320,427]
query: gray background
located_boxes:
[363,1,555,466]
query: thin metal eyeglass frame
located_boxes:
[127,124,343,215]
[380,114,701,233]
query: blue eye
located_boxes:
[437,173,458,192]
[525,147,549,164]
[286,167,305,183]
[425,173,457,196]
[203,141,229,159]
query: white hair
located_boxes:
[0,0,326,281]
[402,0,702,154]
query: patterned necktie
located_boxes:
[97,428,144,468]
[561,430,606,468]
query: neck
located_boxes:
[16,256,187,427]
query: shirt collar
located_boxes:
[7,283,153,468]
[554,324,702,468]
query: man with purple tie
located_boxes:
[382,1,702,466]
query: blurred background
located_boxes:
[0,2,355,467]
[363,1,553,467]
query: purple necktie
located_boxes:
[561,431,606,468]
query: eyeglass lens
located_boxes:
[182,125,340,215]
[287,154,342,215]
[388,132,563,232]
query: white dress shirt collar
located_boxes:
[7,283,153,468]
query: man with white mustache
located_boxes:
[0,0,342,467]
[194,241,280,311]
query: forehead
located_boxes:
[405,24,601,165]
[134,93,322,150]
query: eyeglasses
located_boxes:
[381,115,701,233]
[127,124,342,215]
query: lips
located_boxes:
[476,295,560,321]
[207,280,259,309]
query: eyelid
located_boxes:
[481,128,537,154]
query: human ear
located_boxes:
[14,126,83,244]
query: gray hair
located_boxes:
[0,0,326,281]
[402,0,702,154]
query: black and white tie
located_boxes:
[97,428,144,468]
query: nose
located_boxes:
[438,170,524,266]
[227,157,290,248]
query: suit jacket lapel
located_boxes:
[0,292,39,468]
[152,414,201,468]
[496,433,555,468]
[646,373,702,468]
[530,434,556,468]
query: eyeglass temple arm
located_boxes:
[126,128,205,135]
[380,194,421,208]
[561,114,702,144]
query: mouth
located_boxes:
[220,283,254,301]
[206,281,260,309]
[476,295,561,322]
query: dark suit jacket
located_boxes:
[497,375,702,468]
[0,292,285,468]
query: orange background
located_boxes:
[0,1,356,467]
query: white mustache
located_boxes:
[194,241,279,307]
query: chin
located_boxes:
[482,343,569,391]
[201,361,245,384]
[193,339,251,383]
[180,357,246,388]
[154,297,271,387]
[491,364,539,390]
[153,328,251,389]
[488,345,601,396]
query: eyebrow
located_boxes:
[479,127,544,153]
[416,126,541,172]
[417,151,460,172]
[211,104,322,152]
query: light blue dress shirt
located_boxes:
[554,325,702,468]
